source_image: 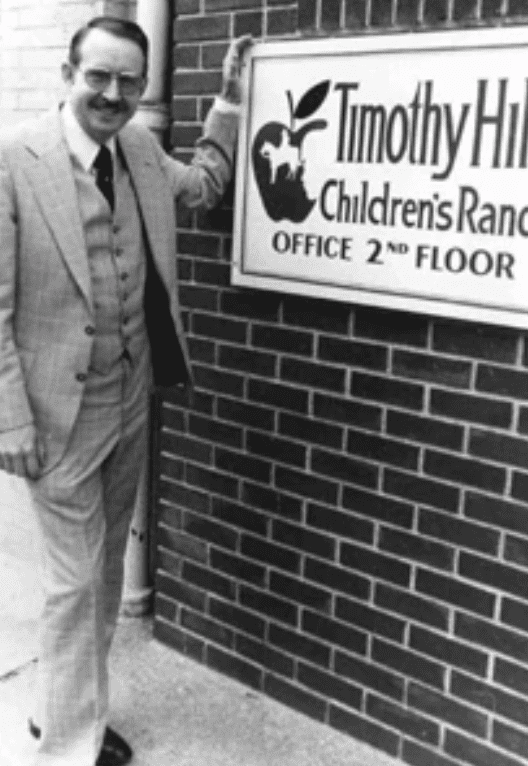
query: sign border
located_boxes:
[232,27,528,329]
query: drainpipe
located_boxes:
[122,0,170,616]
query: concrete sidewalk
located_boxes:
[0,614,404,766]
[0,478,403,766]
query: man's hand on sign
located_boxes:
[221,35,253,105]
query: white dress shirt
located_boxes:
[61,101,116,173]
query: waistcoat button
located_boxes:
[76,372,87,382]
[85,325,95,336]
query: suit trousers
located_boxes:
[28,346,151,766]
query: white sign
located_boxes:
[232,28,528,328]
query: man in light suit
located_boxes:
[0,16,250,766]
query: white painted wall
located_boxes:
[0,0,136,127]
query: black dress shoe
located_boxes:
[29,720,133,766]
[96,726,133,766]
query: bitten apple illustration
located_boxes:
[251,80,330,223]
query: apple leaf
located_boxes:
[293,80,331,120]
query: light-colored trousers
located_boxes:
[28,347,150,766]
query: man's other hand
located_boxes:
[221,34,253,105]
[0,424,45,479]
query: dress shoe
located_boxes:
[96,726,133,766]
[29,720,133,766]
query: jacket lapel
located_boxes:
[118,128,172,291]
[23,109,92,311]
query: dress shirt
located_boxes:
[61,101,116,172]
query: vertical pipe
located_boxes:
[133,0,171,140]
[122,0,170,616]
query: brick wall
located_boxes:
[0,0,135,128]
[156,2,528,766]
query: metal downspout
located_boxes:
[122,0,171,616]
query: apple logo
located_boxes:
[251,80,330,223]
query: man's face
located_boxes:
[62,28,146,144]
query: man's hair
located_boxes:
[69,16,149,74]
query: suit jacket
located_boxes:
[0,104,238,468]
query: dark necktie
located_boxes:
[93,145,114,212]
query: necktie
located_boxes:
[93,145,114,212]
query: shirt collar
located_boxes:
[61,101,116,172]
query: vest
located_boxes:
[71,153,149,376]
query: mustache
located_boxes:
[90,96,127,111]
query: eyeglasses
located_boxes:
[78,67,145,97]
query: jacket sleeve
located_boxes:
[154,105,239,210]
[0,144,35,432]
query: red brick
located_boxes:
[304,556,371,600]
[393,349,471,388]
[318,336,387,371]
[372,638,446,689]
[459,551,528,600]
[216,446,271,483]
[476,364,528,400]
[336,596,406,641]
[266,7,298,35]
[344,0,368,26]
[416,568,495,616]
[433,321,518,363]
[410,626,488,677]
[454,669,528,726]
[430,389,512,429]
[207,645,263,689]
[264,675,327,722]
[240,533,300,573]
[298,663,363,709]
[236,633,294,677]
[493,720,528,762]
[156,571,206,611]
[375,583,448,630]
[424,449,506,493]
[175,15,230,42]
[402,741,459,766]
[246,430,306,468]
[281,357,346,393]
[181,607,233,646]
[219,345,276,377]
[205,0,261,8]
[380,527,454,571]
[455,613,528,664]
[154,619,204,661]
[173,70,222,95]
[418,508,499,556]
[311,447,379,489]
[321,0,342,27]
[208,597,265,638]
[299,0,318,29]
[302,609,367,654]
[445,729,525,766]
[352,371,424,410]
[329,705,399,756]
[387,410,463,450]
[367,693,439,744]
[335,651,404,700]
[355,307,428,346]
[182,559,236,597]
[270,571,332,613]
[234,10,263,35]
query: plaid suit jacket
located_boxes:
[0,105,237,468]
